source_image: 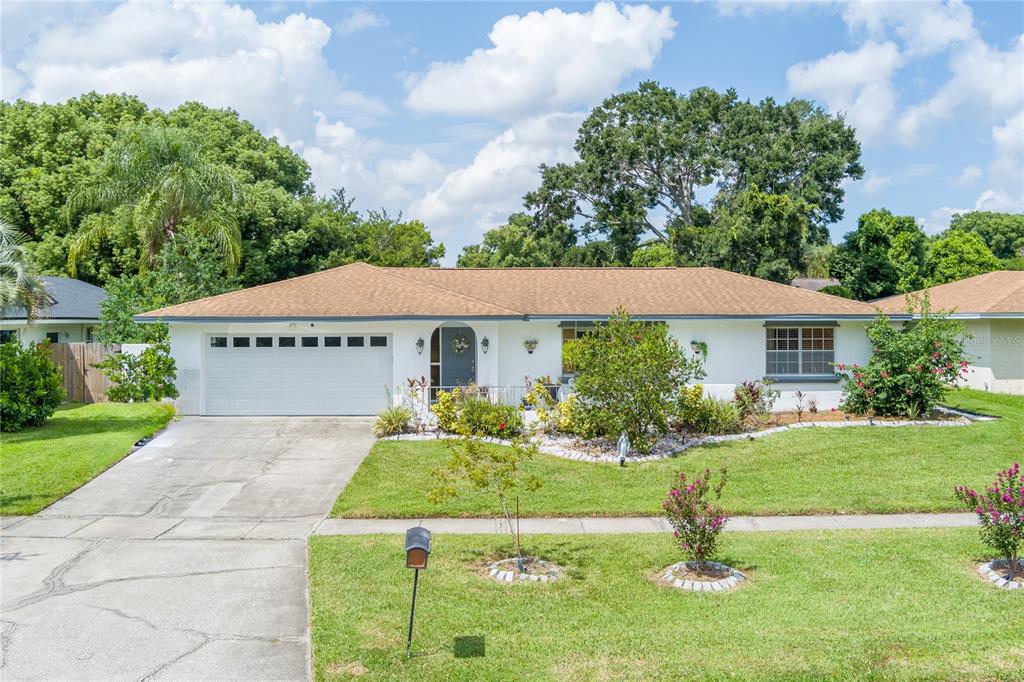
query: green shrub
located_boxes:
[563,308,705,453]
[374,405,413,437]
[432,388,524,437]
[94,343,179,402]
[675,386,743,436]
[460,397,524,438]
[733,380,780,424]
[433,388,461,432]
[0,341,65,432]
[552,394,596,438]
[836,296,968,417]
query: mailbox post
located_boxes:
[404,527,431,658]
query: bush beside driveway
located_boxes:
[0,401,175,515]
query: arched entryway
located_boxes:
[430,324,477,389]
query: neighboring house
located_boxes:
[137,263,888,416]
[791,277,840,292]
[0,276,106,346]
[874,271,1024,395]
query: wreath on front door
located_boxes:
[450,334,470,354]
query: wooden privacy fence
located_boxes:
[46,342,121,404]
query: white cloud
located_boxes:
[841,0,975,56]
[300,111,445,208]
[922,114,1024,231]
[956,164,982,186]
[7,0,386,136]
[405,2,675,119]
[334,8,388,36]
[786,41,904,141]
[861,171,891,195]
[897,35,1024,144]
[409,112,584,235]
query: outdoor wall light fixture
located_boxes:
[404,526,432,658]
[524,339,538,354]
[415,337,425,355]
[481,337,490,354]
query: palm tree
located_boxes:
[0,220,49,322]
[66,125,242,276]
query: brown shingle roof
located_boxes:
[137,262,880,320]
[873,271,1024,315]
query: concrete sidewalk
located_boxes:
[315,512,977,535]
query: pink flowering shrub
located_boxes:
[663,467,728,573]
[835,296,968,418]
[955,463,1024,580]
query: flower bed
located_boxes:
[487,557,563,583]
[382,407,981,464]
[976,559,1023,590]
[658,561,746,592]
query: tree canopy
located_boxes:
[0,94,443,290]
[925,230,1001,286]
[521,81,863,265]
[830,209,927,300]
[947,211,1024,262]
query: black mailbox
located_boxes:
[405,527,432,569]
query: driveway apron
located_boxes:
[1,416,376,681]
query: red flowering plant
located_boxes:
[663,467,729,574]
[955,463,1024,581]
[835,295,968,418]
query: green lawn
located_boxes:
[310,530,1022,681]
[0,402,176,515]
[331,390,1023,518]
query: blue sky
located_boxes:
[2,1,1022,263]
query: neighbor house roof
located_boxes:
[136,262,882,321]
[2,276,106,321]
[791,277,839,292]
[873,271,1024,316]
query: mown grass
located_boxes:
[309,530,1022,681]
[331,390,1022,518]
[0,401,176,515]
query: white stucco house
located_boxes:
[874,270,1024,395]
[0,276,106,345]
[135,262,895,416]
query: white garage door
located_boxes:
[204,333,393,415]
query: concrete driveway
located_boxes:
[1,416,375,681]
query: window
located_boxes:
[255,337,273,348]
[46,332,60,343]
[210,336,227,348]
[347,336,365,347]
[324,336,341,347]
[369,335,387,347]
[232,337,250,348]
[301,336,319,348]
[766,327,834,376]
[278,336,296,348]
[86,327,94,342]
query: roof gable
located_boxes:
[137,263,880,320]
[873,271,1024,315]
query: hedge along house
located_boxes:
[874,270,1024,395]
[135,262,891,416]
[0,276,106,346]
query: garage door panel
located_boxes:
[204,334,392,415]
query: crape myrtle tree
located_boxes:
[517,81,863,269]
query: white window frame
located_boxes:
[765,326,836,377]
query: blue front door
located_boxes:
[441,326,476,387]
